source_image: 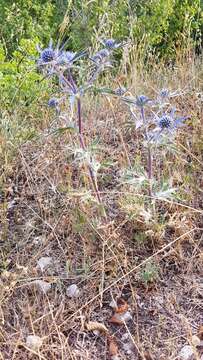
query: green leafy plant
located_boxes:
[140,261,159,284]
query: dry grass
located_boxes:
[0,55,203,359]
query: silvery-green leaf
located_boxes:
[72,49,88,61]
[69,94,76,110]
[155,187,176,199]
[94,87,115,95]
[122,96,137,105]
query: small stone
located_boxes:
[66,284,80,298]
[179,345,195,360]
[110,310,132,324]
[34,280,51,294]
[119,311,132,323]
[37,257,52,272]
[93,330,100,336]
[26,335,42,351]
[123,342,134,354]
[121,333,129,341]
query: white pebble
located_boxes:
[179,345,195,360]
[37,257,52,272]
[66,284,80,298]
[26,335,42,351]
[34,280,51,294]
[119,311,132,322]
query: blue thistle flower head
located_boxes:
[159,88,170,99]
[156,109,188,132]
[37,40,59,66]
[101,38,128,49]
[159,115,172,129]
[48,97,59,108]
[57,51,76,65]
[91,49,110,64]
[103,38,118,49]
[114,86,127,96]
[149,108,189,143]
[41,48,56,63]
[136,95,150,107]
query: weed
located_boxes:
[140,261,159,284]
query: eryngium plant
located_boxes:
[119,89,188,201]
[36,39,125,204]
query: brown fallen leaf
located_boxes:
[115,298,128,314]
[108,335,119,356]
[86,321,108,334]
[198,325,203,340]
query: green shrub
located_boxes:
[0,38,50,110]
[1,1,202,60]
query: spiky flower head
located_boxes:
[48,97,59,108]
[101,38,128,49]
[103,38,118,49]
[153,109,188,138]
[37,40,60,67]
[159,115,172,129]
[159,88,170,99]
[57,51,76,65]
[114,86,127,96]
[136,95,150,107]
[91,49,110,64]
[41,48,56,63]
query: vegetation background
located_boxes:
[0,1,202,359]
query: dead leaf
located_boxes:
[191,335,200,347]
[115,298,128,314]
[179,345,194,360]
[108,335,118,356]
[86,321,108,334]
[37,257,52,272]
[198,325,203,340]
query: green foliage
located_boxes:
[64,0,202,58]
[140,261,159,284]
[1,1,202,59]
[0,38,50,109]
[0,38,51,167]
[0,0,57,55]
